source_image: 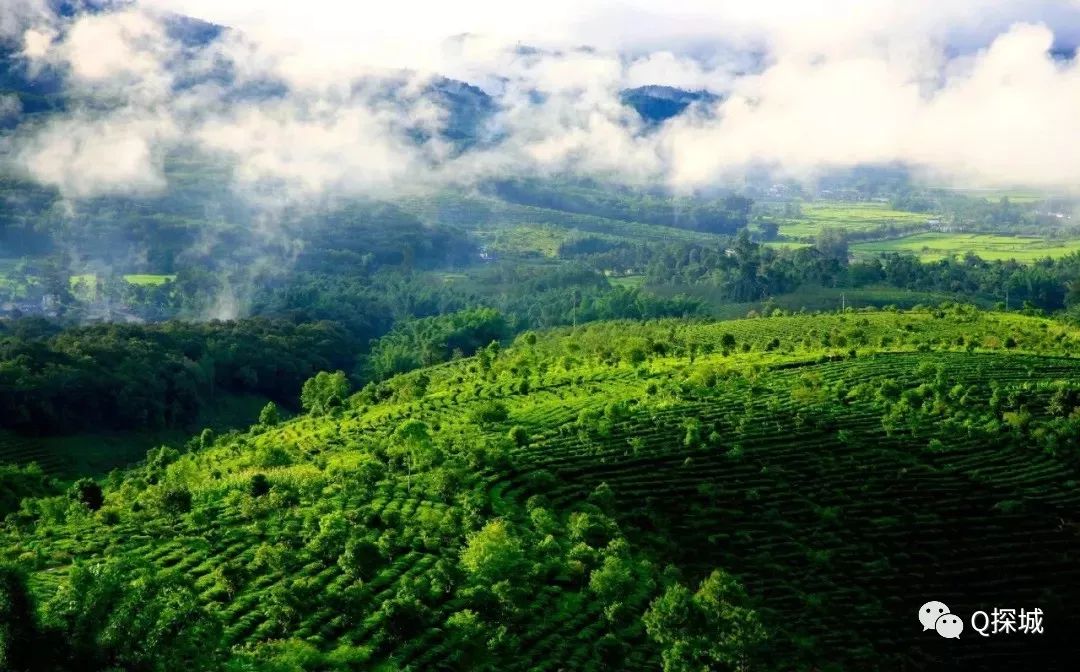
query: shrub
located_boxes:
[258,402,281,427]
[67,478,104,512]
[249,474,271,498]
[471,401,509,426]
[161,487,193,515]
[508,425,529,447]
[254,444,293,468]
[301,371,351,415]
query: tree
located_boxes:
[446,609,491,669]
[68,478,104,511]
[161,487,193,515]
[42,561,222,671]
[508,425,529,447]
[258,402,281,426]
[301,371,351,415]
[307,512,350,564]
[338,536,382,580]
[643,569,766,672]
[0,463,56,518]
[589,553,637,616]
[0,564,40,671]
[758,220,780,241]
[249,473,271,498]
[379,590,427,643]
[390,419,437,492]
[815,227,849,261]
[460,519,525,585]
[471,401,509,426]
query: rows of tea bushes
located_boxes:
[2,308,1079,670]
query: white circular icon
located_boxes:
[919,601,950,631]
[935,613,963,639]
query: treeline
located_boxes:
[565,229,1080,312]
[489,179,752,235]
[892,191,1077,235]
[653,231,843,301]
[290,202,475,273]
[365,288,704,381]
[0,267,705,435]
[366,307,511,379]
[0,319,352,434]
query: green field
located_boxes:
[776,200,931,240]
[124,273,177,286]
[68,273,176,289]
[853,232,1080,261]
[607,274,646,289]
[5,310,1080,669]
[762,240,810,250]
[0,258,37,297]
[476,223,571,257]
[947,188,1048,203]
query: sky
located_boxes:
[5,0,1080,200]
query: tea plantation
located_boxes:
[3,307,1080,670]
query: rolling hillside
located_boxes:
[4,308,1080,670]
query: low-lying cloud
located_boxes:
[5,0,1080,201]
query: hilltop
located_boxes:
[3,307,1080,670]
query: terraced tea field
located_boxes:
[508,351,1080,668]
[4,309,1080,670]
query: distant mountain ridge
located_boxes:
[620,85,719,123]
[0,8,717,138]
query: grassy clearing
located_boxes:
[608,274,646,289]
[474,223,582,258]
[852,232,1080,261]
[0,258,36,297]
[124,274,176,286]
[763,240,810,250]
[66,273,177,300]
[777,200,931,239]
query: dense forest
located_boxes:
[0,319,351,434]
[488,179,753,234]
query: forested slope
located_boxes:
[3,308,1080,670]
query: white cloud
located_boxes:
[14,110,179,197]
[0,94,21,120]
[659,22,1080,189]
[63,10,171,84]
[624,52,736,91]
[0,0,49,43]
[20,26,53,58]
[5,0,1080,200]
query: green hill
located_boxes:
[3,308,1080,670]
